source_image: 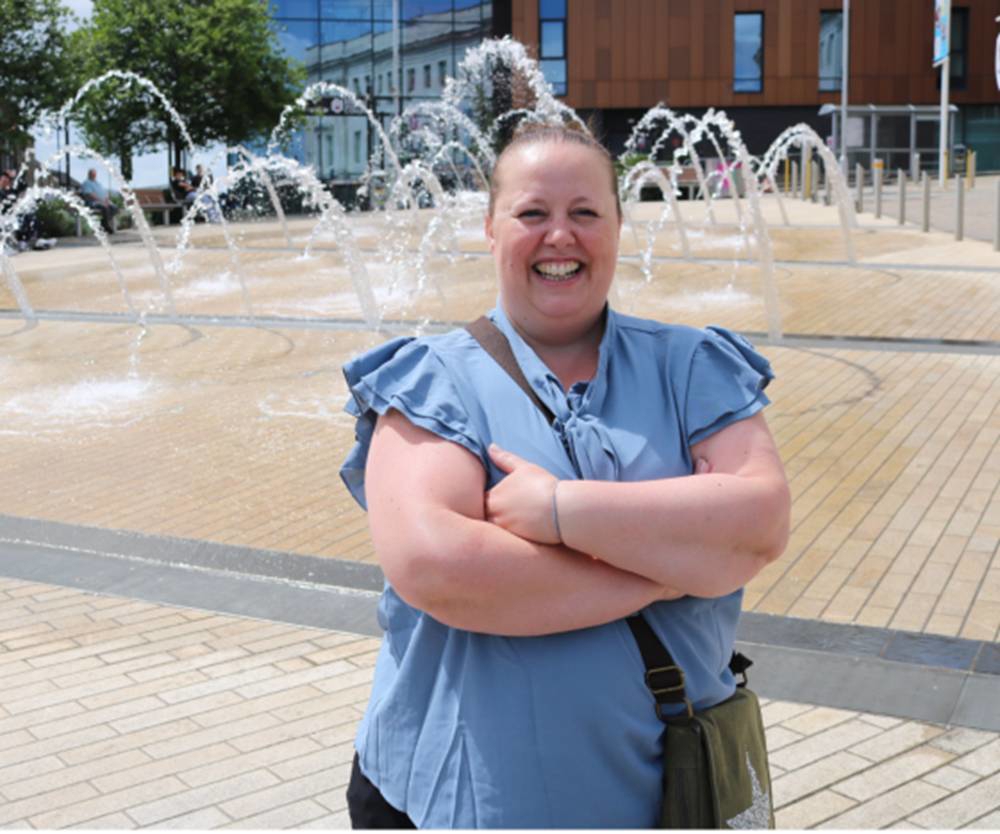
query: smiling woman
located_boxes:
[339,122,790,828]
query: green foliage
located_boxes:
[34,197,79,237]
[0,0,75,152]
[70,0,306,174]
[614,151,650,178]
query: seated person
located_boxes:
[1,169,44,251]
[170,167,196,204]
[79,168,118,234]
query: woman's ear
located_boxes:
[484,213,495,252]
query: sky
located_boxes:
[32,0,229,191]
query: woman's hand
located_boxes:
[485,444,562,544]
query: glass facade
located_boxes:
[270,0,493,179]
[818,10,842,92]
[733,12,763,93]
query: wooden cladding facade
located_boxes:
[511,0,1000,111]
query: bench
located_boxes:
[133,187,183,225]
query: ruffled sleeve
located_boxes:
[339,337,483,509]
[685,326,774,447]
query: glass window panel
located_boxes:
[402,0,452,20]
[271,0,318,18]
[401,20,453,49]
[320,0,393,19]
[818,10,842,91]
[540,20,564,58]
[950,7,967,84]
[320,19,373,44]
[539,0,565,19]
[276,18,320,64]
[540,58,566,95]
[453,0,483,9]
[733,12,763,93]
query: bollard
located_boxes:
[874,166,883,218]
[811,161,819,203]
[898,169,906,225]
[855,163,864,213]
[784,158,790,193]
[994,179,1000,252]
[922,171,931,232]
[803,155,812,201]
[955,175,964,241]
[792,160,799,198]
[967,150,976,189]
[912,152,920,183]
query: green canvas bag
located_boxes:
[627,614,775,829]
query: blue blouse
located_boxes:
[340,305,774,828]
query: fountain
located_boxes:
[1,35,878,348]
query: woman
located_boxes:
[340,125,790,828]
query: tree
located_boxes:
[0,0,75,157]
[70,0,305,179]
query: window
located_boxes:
[539,0,567,95]
[424,63,432,89]
[438,59,448,87]
[950,7,969,89]
[407,67,416,92]
[364,75,370,94]
[733,12,764,93]
[352,77,360,94]
[377,74,382,94]
[818,10,842,91]
[353,130,362,164]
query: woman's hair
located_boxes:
[488,123,621,218]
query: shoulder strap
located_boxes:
[626,614,693,720]
[465,316,556,426]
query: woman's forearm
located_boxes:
[377,506,675,637]
[556,470,789,597]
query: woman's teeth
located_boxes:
[534,261,582,280]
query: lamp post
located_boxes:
[840,0,849,172]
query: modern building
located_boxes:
[270,0,511,180]
[268,1,1000,176]
[508,0,1000,170]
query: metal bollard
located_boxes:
[898,169,906,225]
[994,179,1000,252]
[955,176,964,241]
[967,150,976,189]
[803,155,811,201]
[784,158,790,193]
[874,166,883,218]
[922,172,931,233]
[791,160,799,198]
[912,152,920,183]
[855,163,864,213]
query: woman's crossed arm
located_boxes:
[365,408,678,636]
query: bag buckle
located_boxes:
[645,665,695,719]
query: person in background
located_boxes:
[79,168,118,234]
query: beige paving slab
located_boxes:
[1,577,999,829]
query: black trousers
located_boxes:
[347,753,417,829]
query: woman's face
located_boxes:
[486,141,621,346]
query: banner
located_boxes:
[933,0,950,66]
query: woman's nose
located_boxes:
[544,218,574,247]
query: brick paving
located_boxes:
[2,198,1000,827]
[0,578,998,829]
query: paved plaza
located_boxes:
[1,189,999,828]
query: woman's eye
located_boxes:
[574,208,598,217]
[518,209,544,219]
